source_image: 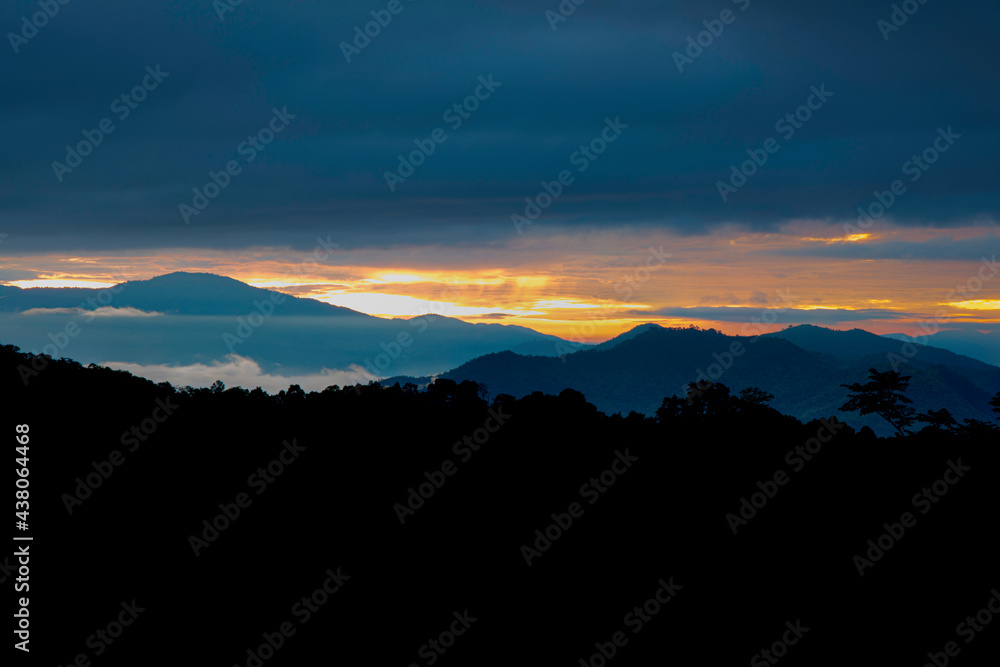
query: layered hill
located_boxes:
[0,272,585,377]
[390,325,1000,436]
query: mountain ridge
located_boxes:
[0,272,581,377]
[384,324,1000,436]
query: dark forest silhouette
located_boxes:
[4,343,998,665]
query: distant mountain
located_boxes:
[763,324,1000,395]
[389,325,1000,436]
[0,272,368,317]
[764,324,993,369]
[763,324,907,360]
[882,329,1000,367]
[7,276,996,431]
[589,322,664,351]
[0,272,582,377]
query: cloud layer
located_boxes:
[1,0,998,253]
[101,355,376,393]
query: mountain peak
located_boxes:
[124,271,260,291]
[590,322,664,351]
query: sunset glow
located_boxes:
[7,279,119,289]
[3,222,997,341]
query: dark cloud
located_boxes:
[0,268,40,281]
[766,234,1000,260]
[1,0,998,252]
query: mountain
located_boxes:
[0,272,581,378]
[6,276,996,431]
[763,324,1000,400]
[589,321,664,351]
[763,324,907,360]
[882,329,1000,367]
[0,272,368,317]
[389,325,1000,436]
[764,324,993,370]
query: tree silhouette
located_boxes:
[958,418,1000,437]
[991,391,1000,419]
[915,408,959,433]
[839,368,915,437]
[683,381,738,417]
[655,394,688,423]
[738,387,774,407]
[684,379,714,405]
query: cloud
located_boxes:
[20,306,163,317]
[766,235,1000,260]
[652,306,912,323]
[0,269,40,282]
[100,355,376,393]
[1,0,998,253]
[698,291,770,306]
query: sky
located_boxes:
[2,0,998,341]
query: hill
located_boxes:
[0,273,583,378]
[882,329,1000,367]
[393,325,1000,436]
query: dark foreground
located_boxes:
[4,345,998,665]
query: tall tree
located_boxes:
[839,368,916,437]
